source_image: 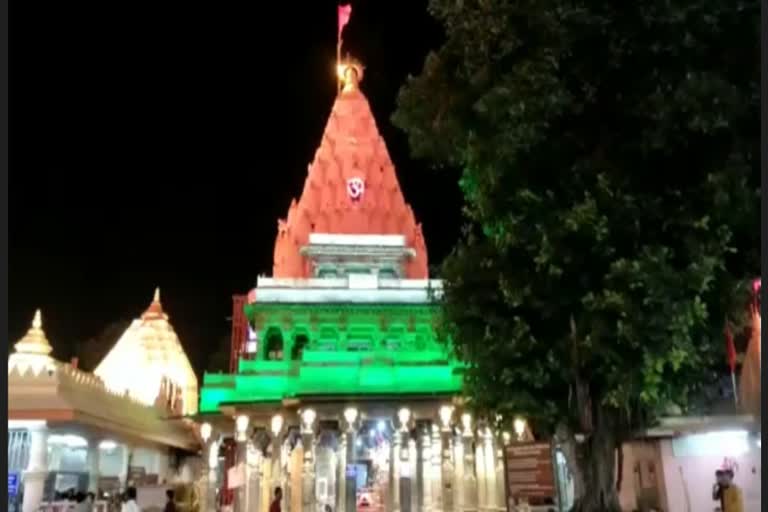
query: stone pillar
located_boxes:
[201,439,219,512]
[391,430,401,512]
[345,428,357,512]
[119,444,132,489]
[453,433,464,511]
[234,426,249,512]
[22,424,48,512]
[337,431,347,512]
[431,426,443,512]
[482,430,497,511]
[420,428,434,512]
[461,429,478,511]
[494,441,506,511]
[476,435,487,510]
[289,438,303,511]
[400,433,414,512]
[439,427,454,512]
[271,435,283,509]
[261,448,273,512]
[244,441,263,512]
[86,439,100,493]
[301,427,316,512]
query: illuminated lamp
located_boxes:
[502,431,512,446]
[439,405,454,429]
[270,414,284,437]
[98,440,118,451]
[460,413,472,434]
[398,408,411,430]
[200,422,213,443]
[301,409,317,431]
[513,417,527,438]
[236,415,249,441]
[344,407,359,428]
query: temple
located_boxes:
[9,51,762,512]
[95,288,199,416]
[196,61,500,512]
[8,294,202,512]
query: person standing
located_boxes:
[713,469,744,512]
[269,487,283,512]
[121,487,142,512]
[164,489,177,512]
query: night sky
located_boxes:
[9,1,463,374]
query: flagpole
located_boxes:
[725,317,739,406]
[337,38,342,95]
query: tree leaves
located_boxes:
[395,0,759,439]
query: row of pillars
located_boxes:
[200,405,520,512]
[20,423,151,512]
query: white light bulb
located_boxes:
[513,417,526,437]
[398,408,411,429]
[271,414,284,436]
[301,408,317,428]
[439,405,453,428]
[344,407,358,426]
[461,413,472,432]
[200,422,213,442]
[236,415,249,434]
[98,440,118,451]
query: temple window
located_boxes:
[317,326,338,351]
[378,267,398,279]
[318,267,337,278]
[383,338,401,351]
[264,327,284,361]
[347,338,372,352]
[291,334,309,360]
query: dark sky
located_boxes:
[9,1,463,374]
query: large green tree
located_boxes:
[394,0,759,510]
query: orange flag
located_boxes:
[338,4,352,38]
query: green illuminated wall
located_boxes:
[199,303,464,412]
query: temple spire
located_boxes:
[142,286,166,319]
[272,60,428,280]
[32,308,42,329]
[9,309,55,376]
[11,309,53,358]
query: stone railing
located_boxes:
[54,362,153,408]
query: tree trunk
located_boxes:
[569,409,622,512]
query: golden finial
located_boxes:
[153,287,161,303]
[32,309,42,329]
[337,57,364,93]
[13,308,53,356]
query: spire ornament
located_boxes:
[142,287,167,320]
[9,309,55,376]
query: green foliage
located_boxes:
[394,0,759,438]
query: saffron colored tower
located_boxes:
[196,62,512,512]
